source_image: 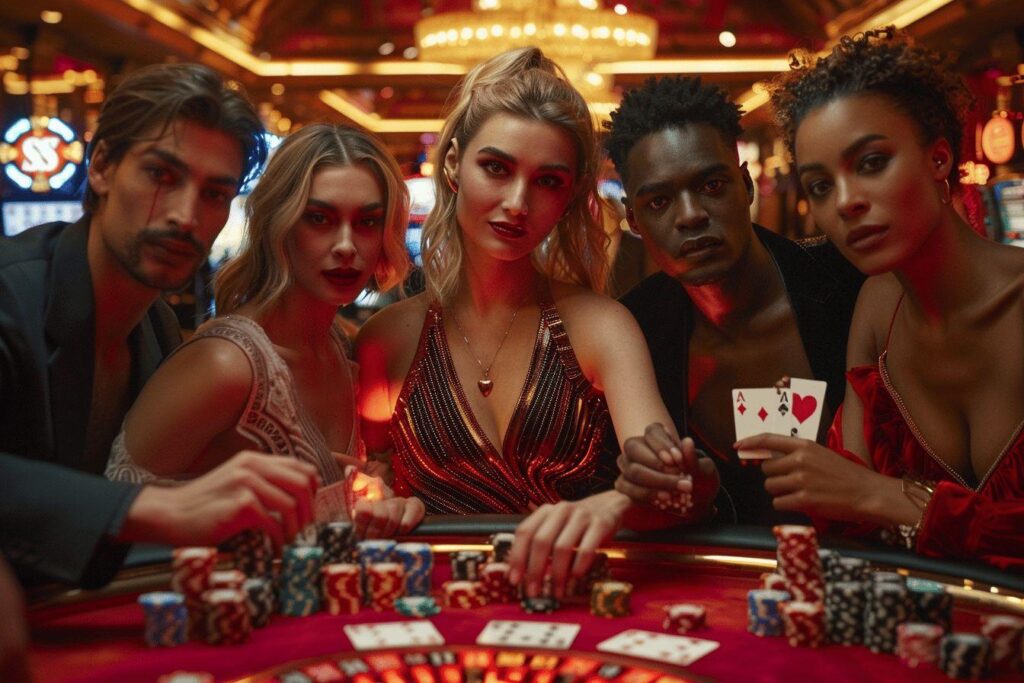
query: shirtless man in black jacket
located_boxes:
[604,77,863,524]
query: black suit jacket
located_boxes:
[0,218,181,587]
[618,225,864,524]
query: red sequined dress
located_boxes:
[389,292,613,513]
[827,298,1024,570]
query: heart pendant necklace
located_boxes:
[450,302,521,397]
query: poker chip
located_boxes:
[650,475,694,516]
[171,547,217,640]
[817,549,840,578]
[222,530,273,578]
[319,522,357,565]
[906,578,953,631]
[980,614,1024,671]
[489,532,515,563]
[157,673,214,683]
[209,569,246,591]
[940,632,992,680]
[829,556,869,584]
[518,573,555,601]
[395,596,441,617]
[566,553,612,599]
[781,601,826,648]
[772,525,824,603]
[138,592,187,648]
[825,581,866,645]
[279,545,323,616]
[394,542,434,597]
[662,603,706,633]
[202,588,251,645]
[367,562,405,611]
[322,563,362,615]
[590,580,632,618]
[357,540,397,565]
[897,622,944,668]
[443,580,487,608]
[747,589,790,637]
[520,596,560,614]
[450,550,487,581]
[864,581,910,654]
[481,562,516,603]
[243,577,275,628]
[760,572,788,592]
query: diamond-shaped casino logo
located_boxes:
[758,407,768,421]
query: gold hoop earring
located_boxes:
[444,170,459,194]
[940,178,952,205]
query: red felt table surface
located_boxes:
[26,543,1018,683]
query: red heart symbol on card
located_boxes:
[792,393,817,424]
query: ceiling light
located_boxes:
[40,10,63,24]
[270,83,285,96]
[614,4,628,15]
[403,46,419,59]
[378,42,395,56]
[719,31,737,48]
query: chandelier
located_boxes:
[414,0,658,112]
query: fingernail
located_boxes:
[656,490,671,501]
[670,447,682,458]
[677,478,693,492]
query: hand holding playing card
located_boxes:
[733,378,827,459]
[614,425,718,520]
[733,433,898,523]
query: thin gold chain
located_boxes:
[450,305,520,380]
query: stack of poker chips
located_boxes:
[322,563,362,615]
[906,578,953,631]
[940,633,992,680]
[761,572,788,592]
[518,573,555,600]
[662,603,706,633]
[825,581,867,645]
[278,545,323,616]
[489,532,514,562]
[443,580,487,608]
[980,614,1024,672]
[864,579,910,654]
[170,547,217,640]
[367,562,405,611]
[772,525,824,603]
[828,556,869,583]
[450,550,486,581]
[243,577,275,627]
[394,542,433,597]
[590,580,632,618]
[395,596,441,617]
[202,588,251,645]
[521,596,560,613]
[781,601,826,648]
[747,589,791,637]
[138,592,187,648]
[357,539,397,600]
[896,622,944,668]
[481,562,516,603]
[222,530,272,579]
[320,522,357,564]
[817,549,840,579]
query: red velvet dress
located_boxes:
[828,350,1024,571]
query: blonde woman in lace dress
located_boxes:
[106,124,425,537]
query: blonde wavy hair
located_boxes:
[216,124,410,315]
[421,47,608,304]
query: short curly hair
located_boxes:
[603,76,743,185]
[770,27,973,185]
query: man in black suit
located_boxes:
[0,63,319,588]
[603,77,864,524]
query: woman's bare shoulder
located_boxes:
[355,293,430,354]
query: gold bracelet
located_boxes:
[894,478,936,550]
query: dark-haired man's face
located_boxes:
[88,118,243,291]
[623,124,754,286]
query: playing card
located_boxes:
[596,629,719,667]
[344,621,445,650]
[476,620,581,650]
[732,388,777,459]
[315,480,350,523]
[787,378,827,440]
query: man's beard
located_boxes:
[121,228,208,292]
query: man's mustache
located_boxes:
[138,229,206,257]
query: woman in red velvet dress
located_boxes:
[734,28,1024,570]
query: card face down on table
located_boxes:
[733,378,827,459]
[476,620,581,650]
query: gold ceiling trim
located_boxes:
[318,90,445,134]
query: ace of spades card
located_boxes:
[776,378,827,440]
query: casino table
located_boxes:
[24,518,1024,683]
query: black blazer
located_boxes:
[618,225,864,524]
[0,218,181,587]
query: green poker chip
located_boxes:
[395,596,441,617]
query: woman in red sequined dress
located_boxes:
[356,48,720,594]
[734,28,1024,570]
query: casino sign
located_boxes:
[0,116,84,193]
